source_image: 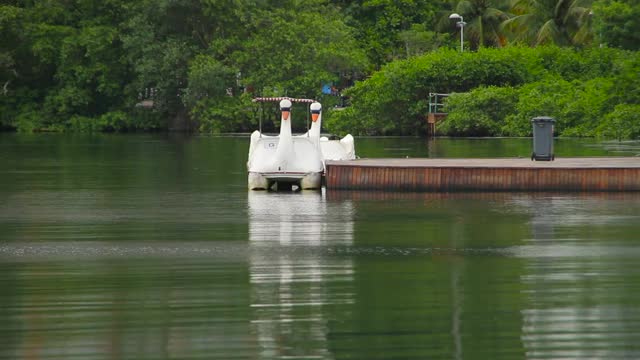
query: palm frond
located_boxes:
[536,19,560,45]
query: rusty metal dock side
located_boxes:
[325,158,640,192]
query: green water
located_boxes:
[1,133,640,359]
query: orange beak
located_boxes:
[311,113,319,122]
[282,110,290,120]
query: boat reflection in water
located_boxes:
[248,190,355,359]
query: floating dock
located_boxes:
[325,158,640,192]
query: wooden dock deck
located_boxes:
[325,158,640,192]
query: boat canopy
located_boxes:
[253,97,316,103]
[252,97,316,135]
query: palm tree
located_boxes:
[443,0,511,49]
[502,0,593,47]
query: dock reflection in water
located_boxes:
[511,194,640,359]
[248,191,355,359]
[325,191,640,359]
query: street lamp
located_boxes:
[449,13,466,52]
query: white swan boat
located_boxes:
[247,97,355,190]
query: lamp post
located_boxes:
[449,13,466,52]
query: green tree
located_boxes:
[609,53,640,106]
[234,5,367,96]
[182,54,249,133]
[596,104,640,140]
[439,86,518,136]
[332,0,446,67]
[444,0,511,49]
[0,5,21,97]
[503,0,594,46]
[501,76,574,136]
[399,24,449,57]
[0,5,24,128]
[592,0,640,50]
[1,0,136,131]
[328,47,532,136]
[2,0,638,136]
[186,0,369,132]
[120,0,205,124]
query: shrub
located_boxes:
[438,86,518,136]
[192,94,255,134]
[597,104,640,140]
[328,47,532,136]
[502,77,574,136]
[330,46,637,137]
[560,77,614,137]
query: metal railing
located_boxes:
[428,92,449,114]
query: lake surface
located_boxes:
[1,133,640,359]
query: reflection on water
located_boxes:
[2,134,640,359]
[0,260,257,359]
[248,191,354,359]
[510,194,640,360]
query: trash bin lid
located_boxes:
[531,116,555,123]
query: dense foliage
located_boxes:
[334,46,639,138]
[0,0,370,132]
[1,0,638,138]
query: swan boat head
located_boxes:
[278,99,292,137]
[309,102,322,138]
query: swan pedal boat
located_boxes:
[247,97,355,190]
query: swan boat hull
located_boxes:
[248,171,322,191]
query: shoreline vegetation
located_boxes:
[1,1,638,139]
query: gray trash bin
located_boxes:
[531,116,555,161]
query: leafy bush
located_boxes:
[597,104,640,140]
[15,105,46,132]
[182,55,238,108]
[502,77,574,136]
[192,94,255,134]
[499,77,618,138]
[438,86,518,136]
[328,47,532,135]
[68,115,99,132]
[593,0,640,51]
[609,53,640,106]
[560,77,614,137]
[327,46,639,137]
